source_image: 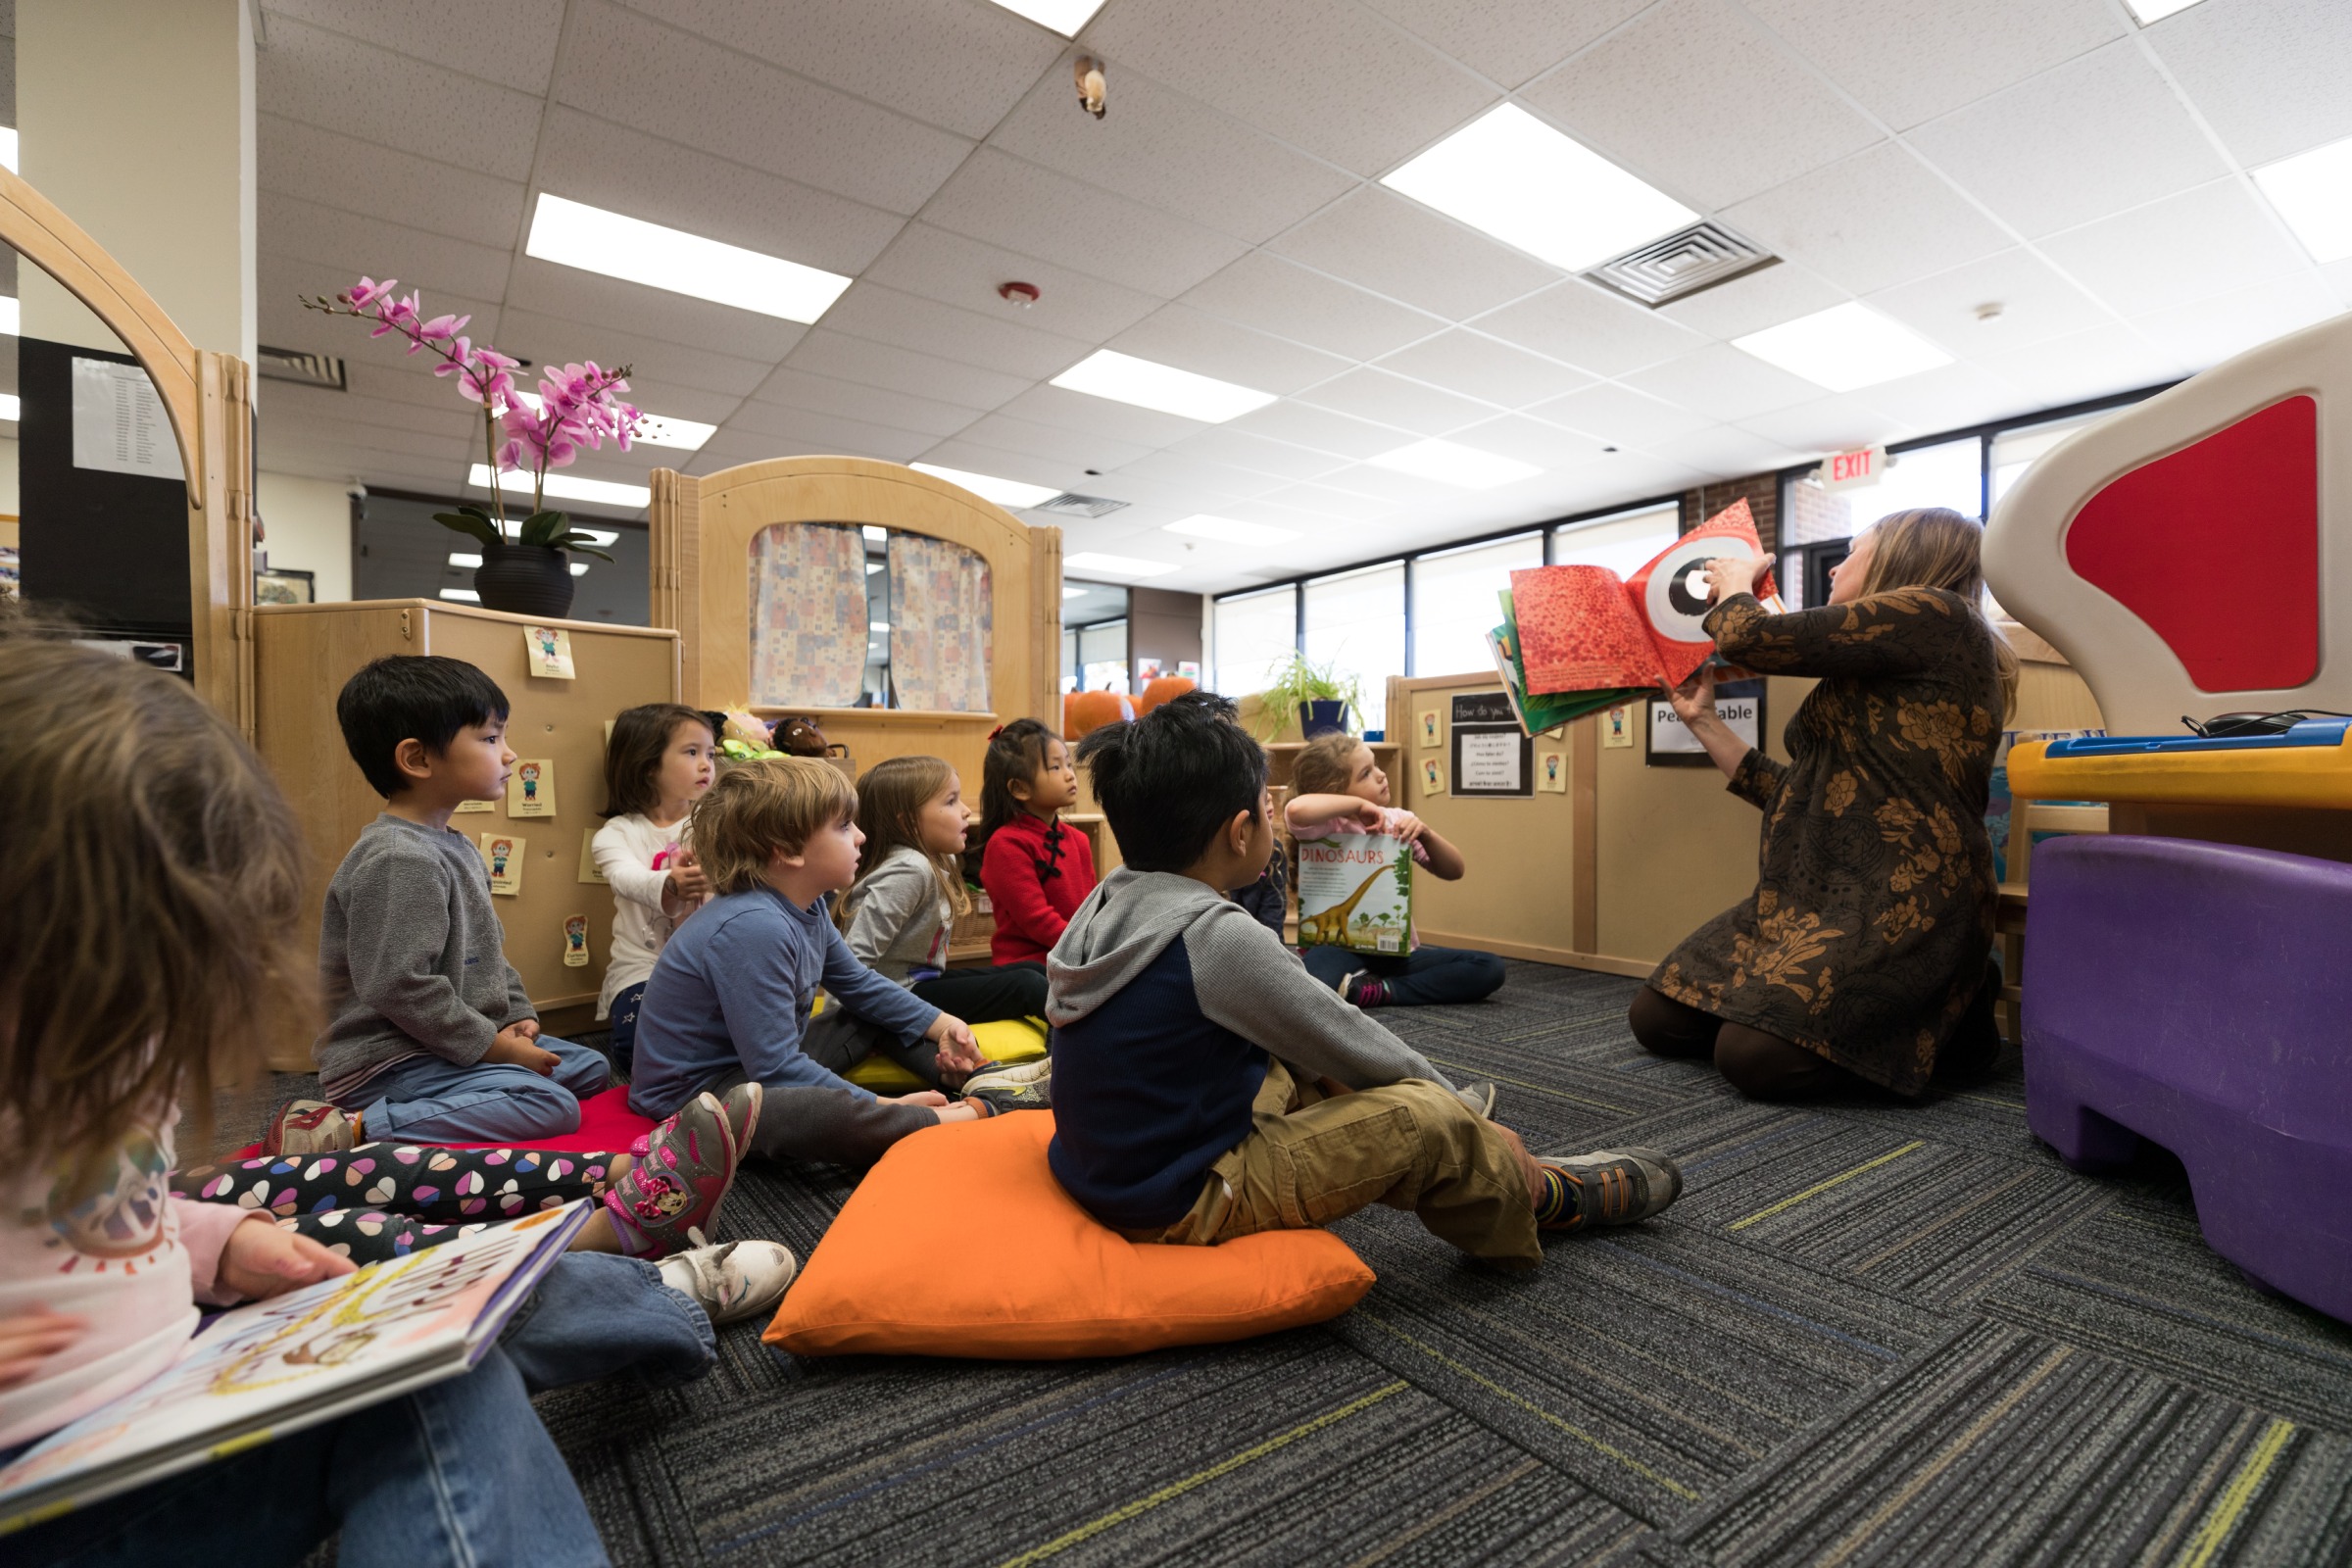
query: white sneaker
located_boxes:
[961,1058,1051,1096]
[657,1235,798,1325]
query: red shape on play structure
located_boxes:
[2064,395,2318,694]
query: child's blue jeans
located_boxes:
[357,1036,611,1145]
[7,1253,711,1568]
[606,980,649,1075]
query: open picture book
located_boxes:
[0,1199,592,1534]
[1487,500,1783,736]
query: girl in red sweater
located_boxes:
[973,718,1099,964]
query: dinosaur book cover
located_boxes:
[1295,832,1415,956]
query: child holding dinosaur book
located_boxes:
[1285,731,1504,1009]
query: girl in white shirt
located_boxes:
[593,704,718,1070]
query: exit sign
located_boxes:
[1822,445,1886,490]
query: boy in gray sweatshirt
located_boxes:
[268,657,610,1153]
[1048,694,1683,1267]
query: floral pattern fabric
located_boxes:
[887,531,992,711]
[750,522,868,708]
[1650,588,2002,1096]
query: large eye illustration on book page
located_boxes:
[1643,534,1743,645]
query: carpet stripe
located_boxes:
[2176,1416,2295,1568]
[1725,1141,1924,1231]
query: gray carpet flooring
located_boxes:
[274,962,2352,1566]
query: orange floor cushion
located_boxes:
[764,1110,1375,1358]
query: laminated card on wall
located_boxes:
[1296,832,1414,956]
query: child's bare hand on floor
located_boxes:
[219,1220,357,1301]
[486,1024,558,1075]
[0,1308,86,1390]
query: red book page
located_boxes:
[1509,565,1664,693]
[1622,500,1777,688]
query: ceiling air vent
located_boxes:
[1582,221,1776,308]
[257,345,348,391]
[1031,492,1129,519]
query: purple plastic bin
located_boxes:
[2024,834,2352,1323]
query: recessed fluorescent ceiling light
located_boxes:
[439,588,481,602]
[1166,514,1299,546]
[909,463,1059,508]
[1382,104,1698,272]
[0,297,18,336]
[0,129,17,173]
[524,193,852,323]
[2123,0,2206,21]
[1051,350,1277,423]
[1367,438,1543,490]
[983,0,1106,34]
[1064,551,1179,579]
[467,464,649,511]
[0,394,20,420]
[2254,136,2352,264]
[448,552,483,568]
[1733,302,1953,392]
[510,390,712,452]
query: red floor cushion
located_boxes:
[234,1084,657,1159]
[765,1110,1376,1358]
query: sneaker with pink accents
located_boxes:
[604,1092,739,1258]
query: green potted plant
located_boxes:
[1253,652,1361,740]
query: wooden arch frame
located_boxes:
[646,454,1061,725]
[0,167,254,727]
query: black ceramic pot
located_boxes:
[474,541,575,617]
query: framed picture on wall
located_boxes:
[1646,678,1765,766]
[254,566,315,606]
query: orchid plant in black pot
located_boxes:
[304,277,639,617]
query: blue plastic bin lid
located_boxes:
[2041,718,2352,758]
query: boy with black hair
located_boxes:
[268,656,612,1152]
[1050,691,1683,1266]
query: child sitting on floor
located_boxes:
[972,718,1097,965]
[629,758,1043,1169]
[0,628,781,1567]
[1048,692,1683,1269]
[593,702,719,1072]
[1285,730,1506,1008]
[836,755,1050,1089]
[270,657,612,1153]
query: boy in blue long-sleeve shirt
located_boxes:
[631,757,1015,1167]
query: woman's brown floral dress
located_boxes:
[1650,587,2001,1096]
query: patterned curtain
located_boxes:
[888,531,993,712]
[749,522,868,707]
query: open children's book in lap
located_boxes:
[1488,500,1783,736]
[0,1200,591,1533]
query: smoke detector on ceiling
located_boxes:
[1581,221,1777,308]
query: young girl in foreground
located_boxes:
[0,632,762,1568]
[972,719,1098,964]
[593,703,717,1070]
[837,755,1049,1086]
[1285,731,1505,1007]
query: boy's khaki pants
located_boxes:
[1129,1060,1542,1267]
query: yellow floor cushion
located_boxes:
[840,1016,1049,1094]
[764,1110,1375,1358]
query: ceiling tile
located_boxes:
[1976,322,2183,408]
[1520,0,1883,210]
[2036,179,2315,318]
[1109,449,1291,501]
[748,366,983,437]
[612,0,1062,141]
[902,437,1077,493]
[256,15,544,180]
[1295,366,1496,434]
[262,386,479,443]
[1736,392,1916,455]
[1554,452,1711,509]
[951,411,1159,471]
[1357,0,1649,89]
[1085,0,1494,176]
[497,306,785,396]
[1722,141,2012,295]
[919,147,1248,298]
[1906,40,2229,238]
[1741,0,2124,130]
[503,257,809,363]
[2147,0,2352,169]
[1224,398,1418,458]
[2130,272,2345,372]
[1645,424,1807,478]
[1178,252,1446,363]
[1160,426,1351,482]
[1654,263,1850,341]
[555,0,972,215]
[718,400,938,463]
[1622,343,1824,422]
[785,329,1032,411]
[1522,380,1713,446]
[860,222,1163,343]
[1858,361,2033,432]
[262,0,564,85]
[1372,329,1596,407]
[529,106,906,279]
[258,115,525,249]
[262,191,514,302]
[1865,247,2114,357]
[818,281,1094,380]
[1269,184,1560,320]
[1466,278,1706,378]
[1440,413,1610,468]
[991,384,1207,449]
[1252,481,1413,522]
[2325,258,2352,309]
[1107,304,1355,397]
[987,64,1355,245]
